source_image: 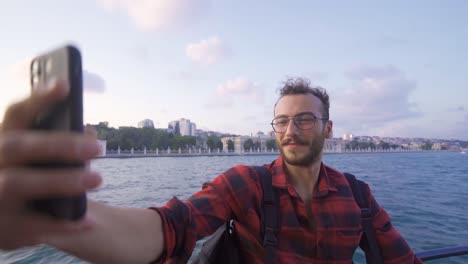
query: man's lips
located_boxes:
[281,138,307,146]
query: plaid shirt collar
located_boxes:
[270,155,338,198]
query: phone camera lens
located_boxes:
[45,58,52,74]
[31,75,40,87]
[31,59,41,74]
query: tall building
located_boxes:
[137,119,154,128]
[179,118,191,136]
[191,123,197,136]
[168,118,197,136]
[168,121,178,133]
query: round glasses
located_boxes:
[271,112,328,133]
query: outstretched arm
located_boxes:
[0,81,164,263]
[46,201,164,264]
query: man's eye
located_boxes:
[296,118,314,123]
[275,119,288,126]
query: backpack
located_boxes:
[344,173,384,264]
[192,170,383,264]
[191,166,277,264]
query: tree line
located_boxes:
[90,122,278,152]
[343,139,443,150]
[91,122,223,151]
[345,140,401,151]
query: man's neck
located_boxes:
[285,159,322,202]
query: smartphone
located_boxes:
[28,45,86,220]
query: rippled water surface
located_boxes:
[2,152,467,263]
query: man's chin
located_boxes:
[282,152,314,167]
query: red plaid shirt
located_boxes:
[152,156,422,263]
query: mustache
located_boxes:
[281,137,308,145]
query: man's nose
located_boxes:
[284,118,299,136]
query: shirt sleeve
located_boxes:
[360,184,424,264]
[150,165,261,263]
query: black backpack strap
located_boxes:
[344,173,383,264]
[254,166,279,264]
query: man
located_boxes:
[0,77,422,263]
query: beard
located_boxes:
[277,132,326,167]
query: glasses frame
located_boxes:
[270,112,328,133]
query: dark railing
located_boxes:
[416,245,468,261]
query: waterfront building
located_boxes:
[324,138,346,153]
[342,133,353,141]
[179,118,191,136]
[137,119,154,128]
[168,118,197,136]
[191,123,197,136]
[220,136,250,153]
[97,140,107,156]
[221,135,347,154]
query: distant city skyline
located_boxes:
[96,117,468,142]
[1,1,467,140]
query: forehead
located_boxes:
[274,94,323,116]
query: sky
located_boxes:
[1,0,467,140]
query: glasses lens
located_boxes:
[272,117,289,133]
[294,113,316,130]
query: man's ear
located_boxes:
[324,120,333,139]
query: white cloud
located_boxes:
[332,65,421,136]
[186,36,231,65]
[203,78,264,110]
[216,77,263,102]
[83,70,106,93]
[97,0,210,31]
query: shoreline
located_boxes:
[96,150,456,159]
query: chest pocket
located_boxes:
[316,227,362,261]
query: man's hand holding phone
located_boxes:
[0,52,102,250]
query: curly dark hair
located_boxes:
[275,77,330,120]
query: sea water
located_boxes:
[1,152,467,263]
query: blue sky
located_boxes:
[1,0,467,140]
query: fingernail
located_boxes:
[82,172,102,188]
[77,214,96,231]
[47,79,70,96]
[80,141,101,157]
[46,78,58,92]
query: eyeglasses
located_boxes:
[270,112,328,133]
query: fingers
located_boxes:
[0,167,101,200]
[1,80,69,131]
[85,125,97,138]
[0,131,101,167]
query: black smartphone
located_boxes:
[28,45,87,220]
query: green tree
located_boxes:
[346,139,360,150]
[243,139,254,151]
[254,141,261,150]
[266,139,277,150]
[390,144,400,150]
[216,140,223,151]
[421,141,433,150]
[171,135,196,150]
[207,135,222,151]
[152,129,171,150]
[378,141,390,150]
[94,121,111,140]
